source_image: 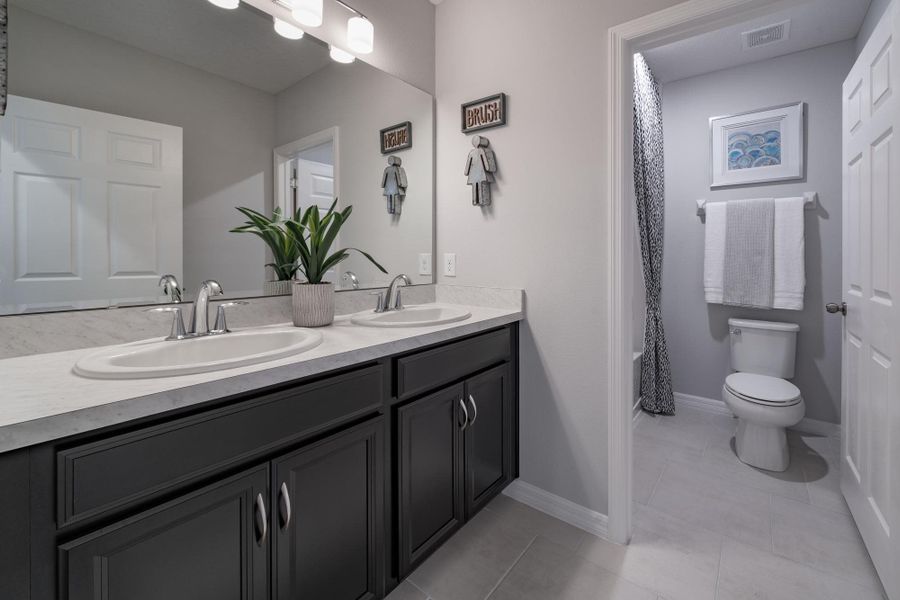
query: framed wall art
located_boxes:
[709,102,804,188]
[461,93,506,134]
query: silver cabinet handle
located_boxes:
[254,492,268,546]
[278,482,292,530]
[468,394,478,426]
[459,398,469,430]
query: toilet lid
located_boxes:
[725,373,800,404]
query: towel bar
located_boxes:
[696,192,817,218]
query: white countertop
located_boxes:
[0,303,522,452]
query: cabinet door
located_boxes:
[273,418,383,600]
[396,384,465,575]
[60,465,269,600]
[465,364,513,516]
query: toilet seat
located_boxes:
[725,372,801,407]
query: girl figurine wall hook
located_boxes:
[464,135,497,206]
[381,155,407,215]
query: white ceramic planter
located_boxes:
[292,282,335,327]
[263,280,292,296]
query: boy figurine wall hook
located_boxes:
[464,135,497,206]
[381,155,407,215]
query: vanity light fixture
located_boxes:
[273,16,305,39]
[208,0,240,8]
[346,15,374,54]
[290,0,323,27]
[329,45,356,64]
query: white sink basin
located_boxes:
[74,327,323,379]
[350,304,471,328]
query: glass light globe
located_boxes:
[347,16,374,54]
[274,17,304,40]
[329,45,356,64]
[291,0,323,27]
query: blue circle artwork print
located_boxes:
[727,128,781,170]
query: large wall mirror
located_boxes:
[0,0,434,315]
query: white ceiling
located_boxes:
[643,0,871,83]
[12,0,333,94]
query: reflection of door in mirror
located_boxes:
[0,95,183,313]
[291,140,338,284]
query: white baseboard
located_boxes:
[502,479,609,540]
[674,391,840,437]
[673,392,733,416]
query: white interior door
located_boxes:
[841,3,900,598]
[293,157,337,281]
[0,96,183,312]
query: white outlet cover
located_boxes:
[418,253,432,276]
[443,253,456,277]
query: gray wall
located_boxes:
[660,41,854,423]
[435,0,684,516]
[9,7,274,297]
[857,0,891,56]
[275,61,434,288]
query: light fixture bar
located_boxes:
[331,0,367,20]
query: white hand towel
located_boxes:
[703,201,726,304]
[723,198,775,308]
[773,196,806,310]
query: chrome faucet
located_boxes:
[158,274,183,303]
[384,274,411,311]
[189,279,224,335]
[343,271,360,290]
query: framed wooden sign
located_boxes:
[461,93,507,134]
[380,121,412,154]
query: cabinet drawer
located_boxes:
[57,365,383,528]
[396,328,510,400]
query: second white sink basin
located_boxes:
[74,326,323,379]
[350,304,472,328]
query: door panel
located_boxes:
[273,418,382,600]
[59,465,268,600]
[0,95,183,312]
[465,364,513,517]
[396,384,465,575]
[841,4,900,598]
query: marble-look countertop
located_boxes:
[0,301,523,453]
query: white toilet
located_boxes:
[722,318,805,472]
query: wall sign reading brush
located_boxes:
[461,93,507,133]
[380,121,412,154]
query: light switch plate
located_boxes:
[418,253,432,276]
[443,253,456,277]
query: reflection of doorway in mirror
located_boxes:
[0,95,183,314]
[292,141,337,283]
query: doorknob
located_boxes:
[825,302,847,316]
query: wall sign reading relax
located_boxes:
[461,93,507,134]
[380,121,412,154]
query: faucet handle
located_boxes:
[212,301,249,334]
[393,288,404,311]
[370,291,386,313]
[145,306,187,340]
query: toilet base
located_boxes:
[735,419,790,472]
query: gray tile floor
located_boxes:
[388,405,887,600]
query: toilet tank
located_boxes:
[729,318,799,378]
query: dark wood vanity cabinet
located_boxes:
[0,323,518,600]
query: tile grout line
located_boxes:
[713,535,725,600]
[482,535,537,600]
[406,579,433,600]
[644,460,670,506]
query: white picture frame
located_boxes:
[709,102,804,188]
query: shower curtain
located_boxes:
[0,0,7,116]
[632,53,674,415]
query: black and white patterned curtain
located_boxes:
[0,0,7,116]
[633,53,674,415]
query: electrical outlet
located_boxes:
[418,253,432,276]
[443,253,457,277]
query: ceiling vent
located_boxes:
[742,20,791,50]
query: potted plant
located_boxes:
[232,200,387,327]
[230,206,301,296]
